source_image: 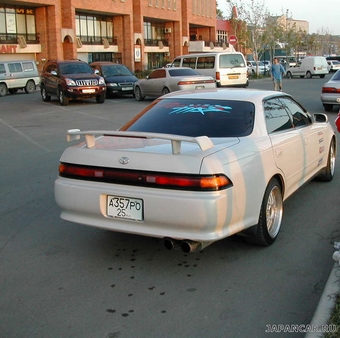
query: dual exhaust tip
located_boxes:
[163,237,203,253]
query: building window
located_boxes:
[0,5,37,43]
[76,13,113,45]
[217,30,228,45]
[143,22,166,40]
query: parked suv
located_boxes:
[40,60,106,105]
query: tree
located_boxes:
[216,1,225,19]
[223,0,271,74]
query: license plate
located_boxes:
[107,195,143,220]
[228,75,239,79]
[317,67,322,70]
[337,98,340,103]
[82,89,95,93]
[195,86,204,89]
[122,87,133,91]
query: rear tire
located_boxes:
[306,71,312,79]
[323,104,333,112]
[41,85,51,102]
[25,80,36,94]
[286,71,292,78]
[0,83,7,96]
[162,87,170,95]
[246,178,283,246]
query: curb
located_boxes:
[305,262,340,338]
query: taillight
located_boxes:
[216,72,220,80]
[59,163,232,191]
[177,79,215,85]
[322,87,340,93]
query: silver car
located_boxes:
[320,70,340,111]
[134,67,216,100]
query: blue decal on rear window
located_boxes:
[169,104,232,115]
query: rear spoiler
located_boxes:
[67,129,214,155]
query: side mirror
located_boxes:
[314,113,328,123]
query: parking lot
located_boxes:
[1,76,340,338]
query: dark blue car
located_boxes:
[90,61,138,97]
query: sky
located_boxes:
[218,0,340,35]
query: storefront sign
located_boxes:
[134,45,141,62]
[0,45,18,53]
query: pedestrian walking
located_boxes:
[270,58,286,91]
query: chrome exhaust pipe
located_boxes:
[163,237,180,250]
[180,240,203,253]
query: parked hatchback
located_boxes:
[90,62,138,97]
[40,60,106,105]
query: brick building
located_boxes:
[0,0,239,72]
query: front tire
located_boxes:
[96,93,105,103]
[25,80,36,94]
[134,86,145,101]
[246,178,283,246]
[317,140,336,182]
[58,87,69,105]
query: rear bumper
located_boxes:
[321,94,340,105]
[54,176,245,242]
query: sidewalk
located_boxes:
[305,259,340,338]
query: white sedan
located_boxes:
[55,89,336,253]
[133,67,216,100]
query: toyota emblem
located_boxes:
[119,156,129,165]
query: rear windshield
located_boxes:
[168,68,200,76]
[121,98,255,137]
[219,54,246,68]
[332,71,340,80]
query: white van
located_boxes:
[170,52,249,87]
[0,60,40,96]
[286,56,328,79]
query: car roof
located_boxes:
[90,61,124,66]
[159,88,286,101]
[153,67,196,71]
[51,60,87,64]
